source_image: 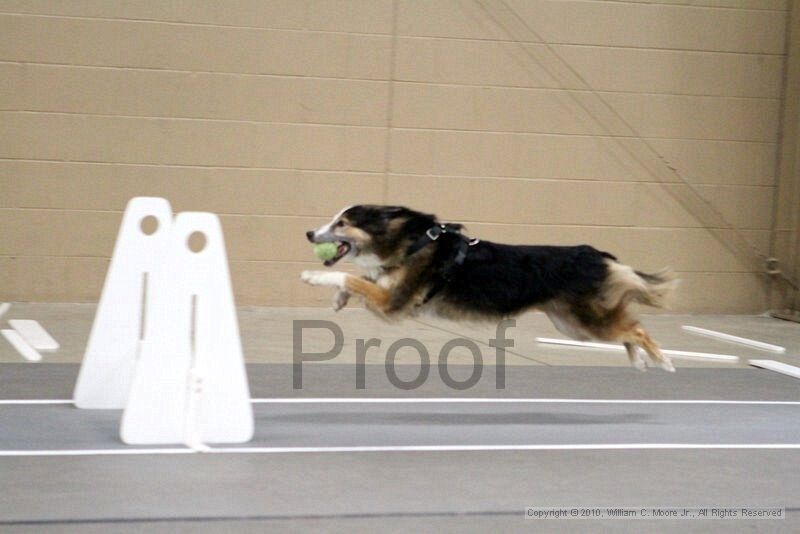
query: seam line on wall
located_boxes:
[0,157,779,186]
[582,0,787,13]
[0,60,783,101]
[0,110,779,144]
[0,11,787,51]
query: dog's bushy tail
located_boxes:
[633,268,678,307]
[603,262,679,309]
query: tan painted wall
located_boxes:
[773,1,800,312]
[0,0,790,312]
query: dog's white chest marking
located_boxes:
[376,275,393,289]
[300,270,347,289]
[354,253,383,280]
[354,254,397,289]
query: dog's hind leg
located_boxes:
[624,325,674,373]
[624,342,646,372]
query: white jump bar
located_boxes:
[536,337,740,362]
[8,320,59,351]
[1,329,42,362]
[682,326,785,354]
[749,360,800,380]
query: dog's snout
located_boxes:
[306,230,315,242]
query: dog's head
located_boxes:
[306,205,446,266]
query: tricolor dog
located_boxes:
[302,205,678,371]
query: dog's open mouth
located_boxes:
[324,241,352,266]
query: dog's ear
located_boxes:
[381,206,438,222]
[382,206,408,215]
[394,209,437,235]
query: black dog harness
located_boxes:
[407,224,480,303]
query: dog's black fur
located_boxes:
[441,242,615,315]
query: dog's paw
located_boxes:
[300,270,347,288]
[300,270,320,284]
[332,290,350,311]
[659,358,676,373]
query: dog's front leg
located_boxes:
[298,272,350,310]
[301,271,391,313]
[332,289,350,311]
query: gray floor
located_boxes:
[3,395,800,451]
[1,304,799,532]
[4,303,800,369]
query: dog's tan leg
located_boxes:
[344,275,391,312]
[625,325,674,372]
[624,341,646,372]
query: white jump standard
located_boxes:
[72,197,253,447]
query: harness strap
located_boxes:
[406,224,479,304]
[407,224,446,256]
[406,224,478,257]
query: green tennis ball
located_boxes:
[313,242,338,262]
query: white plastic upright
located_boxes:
[73,197,173,409]
[120,212,253,445]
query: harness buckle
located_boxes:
[426,225,445,241]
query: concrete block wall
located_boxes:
[0,0,791,312]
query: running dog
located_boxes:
[301,205,678,371]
